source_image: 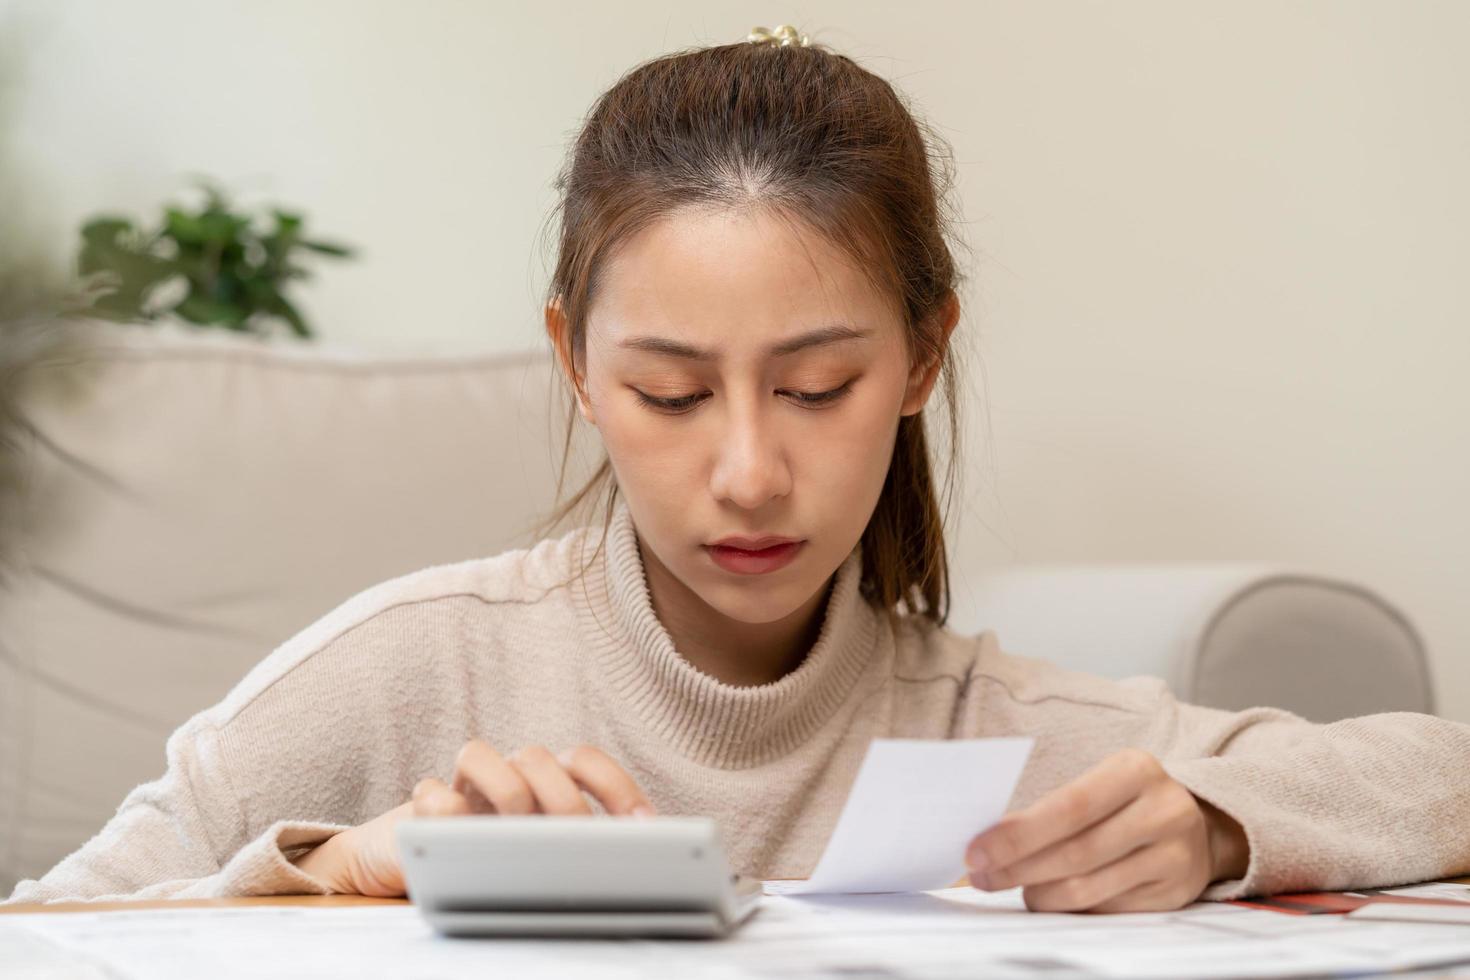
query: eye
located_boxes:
[631,380,856,416]
[780,380,855,408]
[634,390,709,414]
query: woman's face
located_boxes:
[553,206,951,627]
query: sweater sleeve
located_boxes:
[3,714,352,905]
[957,636,1470,901]
[1158,702,1470,901]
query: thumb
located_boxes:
[347,801,418,898]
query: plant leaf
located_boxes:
[271,293,312,338]
[300,239,354,258]
[176,293,248,328]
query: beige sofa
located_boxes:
[0,321,1433,896]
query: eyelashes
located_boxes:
[634,390,705,413]
[634,380,856,415]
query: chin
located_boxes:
[696,571,822,625]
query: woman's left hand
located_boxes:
[964,748,1249,913]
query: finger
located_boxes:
[558,745,655,816]
[411,777,471,817]
[968,748,1162,875]
[452,739,537,815]
[458,779,495,815]
[1088,874,1200,914]
[1022,838,1181,913]
[509,745,593,816]
[973,792,1178,891]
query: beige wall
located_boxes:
[6,2,1468,717]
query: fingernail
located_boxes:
[556,749,574,768]
[966,847,987,873]
[632,804,656,818]
[970,870,992,891]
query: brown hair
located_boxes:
[533,34,967,629]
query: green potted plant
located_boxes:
[77,181,355,339]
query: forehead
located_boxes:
[588,207,899,355]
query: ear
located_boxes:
[900,290,960,417]
[544,296,596,426]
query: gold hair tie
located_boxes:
[747,24,810,48]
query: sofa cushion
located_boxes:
[1188,574,1433,721]
[0,321,597,892]
[950,563,1433,723]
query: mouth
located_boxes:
[703,538,806,576]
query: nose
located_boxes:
[708,392,793,510]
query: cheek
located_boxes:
[810,363,908,459]
[587,387,695,490]
[812,394,904,484]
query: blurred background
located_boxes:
[1,2,1467,885]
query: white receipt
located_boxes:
[783,736,1033,894]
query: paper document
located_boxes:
[1348,902,1470,926]
[783,736,1033,894]
[1366,881,1470,903]
[16,883,1470,979]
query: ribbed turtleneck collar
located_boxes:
[570,497,880,770]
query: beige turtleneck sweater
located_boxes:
[8,499,1470,905]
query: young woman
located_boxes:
[9,26,1469,914]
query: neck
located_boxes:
[637,536,835,687]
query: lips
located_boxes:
[703,537,806,575]
[709,535,800,551]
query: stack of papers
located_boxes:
[11,888,1470,979]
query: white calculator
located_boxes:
[396,815,763,938]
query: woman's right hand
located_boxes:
[292,740,656,897]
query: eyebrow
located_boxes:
[617,325,872,361]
